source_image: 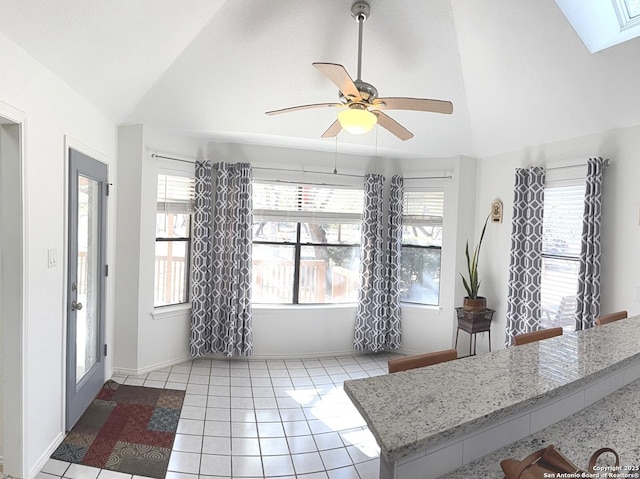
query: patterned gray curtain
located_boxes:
[354,174,402,352]
[385,175,403,349]
[505,167,546,347]
[191,161,253,357]
[575,157,604,330]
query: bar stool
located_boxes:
[513,327,563,346]
[595,310,627,326]
[387,349,457,373]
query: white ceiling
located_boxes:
[2,0,640,160]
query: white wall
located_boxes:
[0,31,117,478]
[117,137,479,366]
[396,156,481,356]
[114,125,206,374]
[113,125,143,371]
[205,143,478,358]
[120,112,640,368]
[476,125,640,351]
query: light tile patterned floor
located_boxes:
[39,353,398,479]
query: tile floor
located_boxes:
[39,353,398,479]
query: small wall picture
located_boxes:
[491,199,503,223]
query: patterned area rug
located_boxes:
[52,380,185,479]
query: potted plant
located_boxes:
[461,215,489,312]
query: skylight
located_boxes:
[555,0,640,52]
[624,0,640,18]
[615,0,640,28]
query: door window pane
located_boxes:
[76,175,100,383]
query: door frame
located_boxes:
[64,140,109,431]
[0,100,27,478]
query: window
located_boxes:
[399,189,444,305]
[540,183,585,329]
[556,0,640,52]
[252,181,364,304]
[154,174,194,307]
[625,0,640,18]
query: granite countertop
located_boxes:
[440,376,640,478]
[343,316,640,462]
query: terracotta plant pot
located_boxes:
[463,296,487,312]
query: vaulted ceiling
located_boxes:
[2,0,640,159]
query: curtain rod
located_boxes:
[152,153,195,164]
[152,153,364,178]
[545,157,611,171]
[153,152,452,180]
[404,175,453,180]
[253,166,364,178]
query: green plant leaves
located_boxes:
[461,215,489,300]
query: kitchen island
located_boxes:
[343,316,640,479]
[440,374,640,477]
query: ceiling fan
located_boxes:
[266,1,453,141]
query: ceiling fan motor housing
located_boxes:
[339,80,378,104]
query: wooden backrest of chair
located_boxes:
[596,310,628,326]
[388,349,457,373]
[514,327,563,346]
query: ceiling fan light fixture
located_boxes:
[338,107,377,134]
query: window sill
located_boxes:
[253,303,357,310]
[400,302,442,312]
[252,303,441,312]
[152,303,191,321]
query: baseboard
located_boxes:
[246,350,376,360]
[28,432,65,479]
[113,354,192,377]
[113,349,402,376]
[397,348,427,356]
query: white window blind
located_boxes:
[253,181,364,223]
[157,174,195,214]
[402,189,444,227]
[542,184,585,258]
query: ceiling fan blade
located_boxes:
[313,63,362,101]
[373,97,453,115]
[266,102,341,116]
[373,111,414,141]
[321,120,342,138]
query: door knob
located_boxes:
[71,301,83,311]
